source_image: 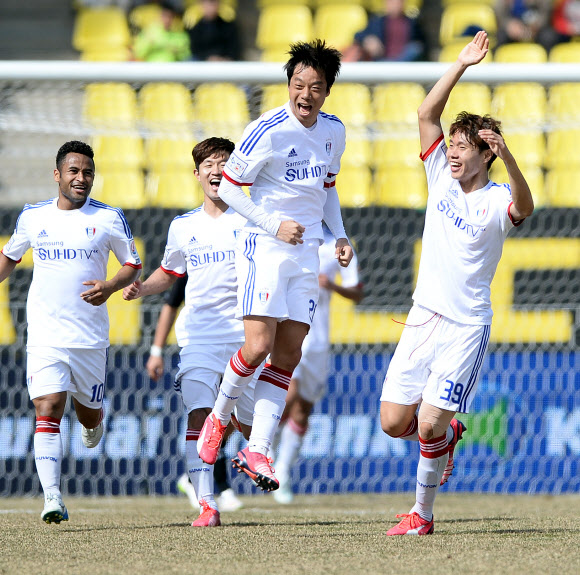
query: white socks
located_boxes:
[34,416,62,496]
[186,429,217,511]
[275,418,307,482]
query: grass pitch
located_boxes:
[1,493,578,575]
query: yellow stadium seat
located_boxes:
[341,134,372,167]
[145,136,197,173]
[545,168,580,207]
[193,83,249,140]
[83,83,138,130]
[129,3,163,30]
[322,83,372,126]
[107,237,144,345]
[442,0,494,4]
[91,134,145,171]
[548,83,580,124]
[442,82,492,124]
[494,42,547,63]
[183,2,236,28]
[490,163,547,208]
[72,7,131,52]
[373,136,421,169]
[261,84,289,112]
[139,83,194,131]
[374,166,427,209]
[256,5,314,53]
[260,46,292,62]
[80,46,131,61]
[366,0,423,17]
[91,171,147,209]
[439,4,497,47]
[258,0,310,7]
[491,83,546,128]
[502,131,545,169]
[373,83,426,129]
[147,170,205,209]
[548,42,580,63]
[545,129,580,170]
[439,39,493,63]
[336,166,374,207]
[313,4,368,51]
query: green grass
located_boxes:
[1,494,579,575]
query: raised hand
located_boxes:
[458,31,489,67]
[479,129,510,161]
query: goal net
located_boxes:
[0,61,578,497]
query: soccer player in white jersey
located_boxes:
[0,141,142,524]
[197,39,354,492]
[122,137,256,527]
[273,225,363,504]
[380,31,534,536]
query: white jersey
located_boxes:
[222,102,346,241]
[160,206,246,346]
[413,135,520,325]
[2,197,141,348]
[304,228,361,352]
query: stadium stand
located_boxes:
[439,3,497,47]
[313,3,368,53]
[493,42,548,64]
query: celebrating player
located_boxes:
[197,39,354,492]
[146,274,243,513]
[123,137,256,527]
[0,141,142,524]
[273,225,363,504]
[380,31,534,536]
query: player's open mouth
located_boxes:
[449,162,461,172]
[210,178,221,188]
[297,103,312,114]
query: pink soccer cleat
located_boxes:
[191,499,221,527]
[386,512,434,536]
[232,447,279,492]
[440,418,467,486]
[197,413,228,465]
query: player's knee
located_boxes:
[243,340,272,365]
[418,420,448,440]
[380,410,407,438]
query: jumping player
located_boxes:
[123,137,256,527]
[0,140,142,524]
[380,31,534,536]
[273,225,363,504]
[197,39,354,492]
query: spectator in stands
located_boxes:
[187,0,241,61]
[133,1,191,62]
[548,0,580,46]
[495,0,554,51]
[342,0,425,62]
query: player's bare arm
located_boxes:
[335,238,353,267]
[417,31,489,155]
[0,252,17,284]
[81,264,141,306]
[479,129,534,221]
[122,266,178,301]
[277,220,305,245]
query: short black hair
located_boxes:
[56,141,94,171]
[192,137,235,170]
[284,39,342,90]
[450,111,503,169]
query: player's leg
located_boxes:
[199,316,277,465]
[214,423,244,512]
[27,347,74,524]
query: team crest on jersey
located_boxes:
[477,208,487,217]
[258,288,269,304]
[228,152,248,179]
[233,228,241,239]
[85,227,96,240]
[130,240,140,262]
[325,140,332,156]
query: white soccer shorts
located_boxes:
[174,342,257,425]
[26,346,108,409]
[235,232,320,325]
[380,305,491,413]
[292,345,329,404]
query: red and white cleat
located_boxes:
[440,419,467,486]
[232,447,279,492]
[191,499,221,527]
[197,413,228,465]
[386,512,434,536]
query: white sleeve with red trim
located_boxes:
[160,221,187,277]
[1,208,31,263]
[217,177,281,236]
[420,134,448,192]
[108,209,142,269]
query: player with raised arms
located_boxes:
[380,31,534,536]
[123,137,256,527]
[197,39,354,492]
[0,140,142,524]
